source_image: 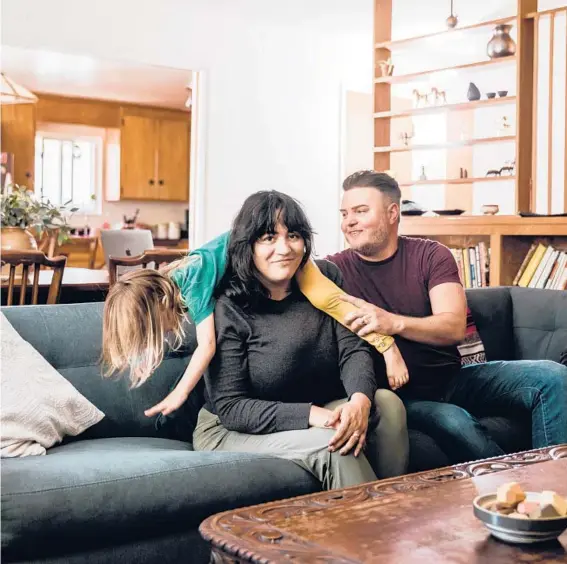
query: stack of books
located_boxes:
[513,243,567,289]
[450,242,489,288]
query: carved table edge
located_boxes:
[199,444,567,562]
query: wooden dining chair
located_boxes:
[40,231,101,270]
[108,249,188,286]
[1,250,67,306]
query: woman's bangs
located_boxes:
[251,195,312,239]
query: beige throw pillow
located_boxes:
[1,313,104,457]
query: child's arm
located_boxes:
[296,260,409,390]
[297,260,395,353]
[144,314,216,417]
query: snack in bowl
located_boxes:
[473,482,567,543]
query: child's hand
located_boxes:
[145,388,189,417]
[383,344,409,391]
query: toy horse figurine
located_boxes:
[430,87,447,105]
[412,89,429,108]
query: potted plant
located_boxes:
[1,184,78,252]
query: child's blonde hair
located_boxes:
[102,268,186,387]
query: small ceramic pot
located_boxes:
[487,24,517,59]
[481,204,499,215]
[486,92,496,99]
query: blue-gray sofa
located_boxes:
[2,287,566,563]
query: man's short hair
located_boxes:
[342,170,401,205]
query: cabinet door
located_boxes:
[0,104,36,188]
[156,118,190,202]
[120,115,157,199]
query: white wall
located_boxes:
[2,0,373,256]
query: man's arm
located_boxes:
[341,282,466,347]
[392,282,467,346]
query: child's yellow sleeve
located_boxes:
[296,260,394,354]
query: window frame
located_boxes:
[34,123,105,215]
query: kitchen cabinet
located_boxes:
[0,104,36,187]
[119,114,189,202]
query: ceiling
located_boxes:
[1,46,192,110]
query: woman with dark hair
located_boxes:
[193,191,409,489]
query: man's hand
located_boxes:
[383,345,409,390]
[145,388,189,417]
[340,294,403,337]
[327,393,371,457]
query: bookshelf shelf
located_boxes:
[374,135,515,154]
[375,16,516,50]
[374,97,516,119]
[374,56,515,84]
[399,216,567,236]
[398,176,516,187]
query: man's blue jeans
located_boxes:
[403,360,567,463]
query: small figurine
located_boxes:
[412,89,429,108]
[377,58,394,77]
[430,87,447,105]
[419,166,427,181]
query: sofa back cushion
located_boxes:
[2,303,200,441]
[465,287,514,361]
[510,287,567,362]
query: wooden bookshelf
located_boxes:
[375,16,516,50]
[399,216,567,286]
[374,135,515,154]
[374,96,516,119]
[372,0,566,286]
[398,176,516,187]
[374,56,515,84]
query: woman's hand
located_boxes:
[308,405,336,429]
[327,393,371,457]
[145,388,189,417]
[383,344,409,391]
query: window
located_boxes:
[35,124,104,214]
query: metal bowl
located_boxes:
[473,492,567,544]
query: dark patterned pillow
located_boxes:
[561,348,567,366]
[458,307,487,366]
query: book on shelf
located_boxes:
[450,242,489,289]
[513,243,567,290]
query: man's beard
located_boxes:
[349,230,388,257]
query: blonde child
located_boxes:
[102,232,407,418]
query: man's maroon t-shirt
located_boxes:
[327,236,462,398]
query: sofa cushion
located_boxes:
[465,287,514,361]
[1,437,320,560]
[0,314,104,458]
[2,304,202,441]
[510,287,567,362]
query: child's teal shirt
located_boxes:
[169,232,229,325]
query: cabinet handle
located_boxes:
[158,180,164,186]
[149,179,155,186]
[25,172,32,178]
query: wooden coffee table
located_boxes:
[200,445,567,563]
